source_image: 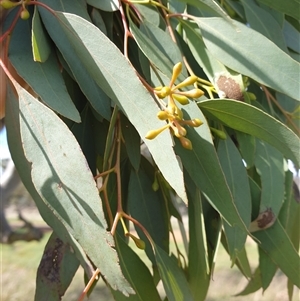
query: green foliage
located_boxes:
[1,0,299,300]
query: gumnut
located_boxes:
[20,8,30,20]
[0,0,16,9]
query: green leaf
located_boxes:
[196,17,300,100]
[154,244,194,301]
[128,168,169,263]
[236,267,262,296]
[235,131,256,168]
[283,20,300,54]
[198,99,300,168]
[252,220,300,288]
[186,177,210,301]
[175,101,247,231]
[258,248,277,291]
[32,7,51,62]
[256,0,300,21]
[241,0,288,52]
[44,11,188,203]
[217,133,251,260]
[121,114,141,171]
[110,235,161,301]
[254,140,285,216]
[8,81,133,295]
[7,14,81,123]
[35,233,80,301]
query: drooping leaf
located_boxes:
[252,221,300,288]
[32,6,51,62]
[254,140,285,216]
[38,6,112,121]
[110,235,161,301]
[128,168,169,263]
[198,99,300,168]
[258,247,277,291]
[7,81,133,295]
[154,244,194,301]
[283,20,300,54]
[175,101,247,231]
[5,85,95,280]
[235,131,256,168]
[196,17,300,100]
[236,267,262,296]
[186,175,210,301]
[7,14,80,123]
[217,133,251,260]
[41,10,188,203]
[35,233,80,301]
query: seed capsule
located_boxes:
[0,0,16,9]
[127,233,146,250]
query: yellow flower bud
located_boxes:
[173,124,187,137]
[170,62,182,85]
[182,88,204,98]
[157,111,169,120]
[192,118,203,127]
[179,136,193,150]
[156,86,171,99]
[145,124,170,139]
[172,94,189,105]
[0,0,17,9]
[174,106,183,120]
[173,75,198,90]
[20,8,30,20]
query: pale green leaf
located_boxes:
[196,17,300,100]
[9,82,133,295]
[32,6,51,62]
[44,11,188,203]
[241,0,288,52]
[198,99,300,167]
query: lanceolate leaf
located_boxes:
[254,140,285,216]
[198,99,300,167]
[35,233,80,301]
[40,11,188,203]
[175,101,247,231]
[217,134,251,260]
[252,221,300,288]
[8,81,133,295]
[154,244,194,301]
[256,0,300,21]
[196,17,300,100]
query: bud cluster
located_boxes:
[145,62,204,150]
[0,0,30,20]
